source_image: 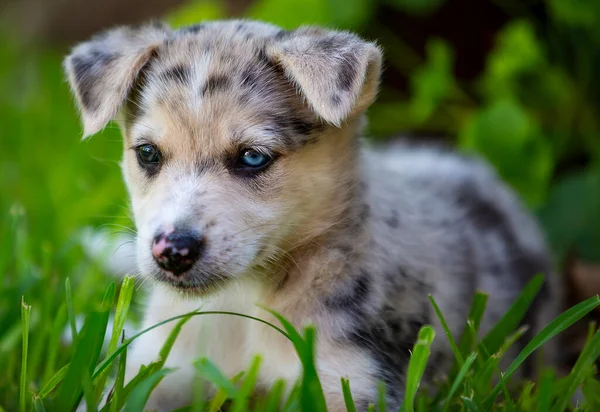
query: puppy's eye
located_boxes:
[137,144,160,165]
[238,149,271,169]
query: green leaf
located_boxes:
[54,309,110,410]
[341,377,357,412]
[443,352,477,411]
[459,100,553,206]
[538,169,600,262]
[195,358,239,398]
[548,0,600,28]
[248,0,331,29]
[429,295,463,366]
[231,356,262,412]
[484,295,600,408]
[385,0,445,15]
[168,0,224,28]
[403,326,435,412]
[553,327,600,411]
[480,274,544,359]
[65,278,78,342]
[20,298,31,412]
[410,39,455,123]
[123,368,175,412]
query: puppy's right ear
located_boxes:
[63,23,170,138]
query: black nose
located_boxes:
[152,230,204,276]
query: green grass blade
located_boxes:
[123,368,174,412]
[20,297,31,412]
[537,369,555,412]
[54,291,111,411]
[443,352,477,411]
[65,278,78,340]
[206,371,244,412]
[38,364,69,398]
[403,326,435,412]
[377,381,387,412]
[429,295,463,366]
[96,277,134,400]
[457,292,488,358]
[553,327,600,411]
[484,295,600,408]
[195,357,239,398]
[262,379,286,412]
[109,335,128,412]
[341,377,357,412]
[93,310,289,382]
[480,275,544,358]
[108,276,134,355]
[300,326,327,412]
[42,304,67,384]
[32,396,46,412]
[282,381,301,412]
[231,356,262,412]
[81,371,97,412]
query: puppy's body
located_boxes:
[64,20,555,410]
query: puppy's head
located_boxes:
[64,20,381,294]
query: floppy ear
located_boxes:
[267,27,382,127]
[63,22,170,138]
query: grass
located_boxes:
[1,30,600,412]
[8,271,600,411]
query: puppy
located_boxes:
[64,19,556,410]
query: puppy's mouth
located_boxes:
[154,269,228,296]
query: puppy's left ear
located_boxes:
[267,27,382,126]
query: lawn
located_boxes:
[2,0,600,408]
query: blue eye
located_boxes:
[239,149,271,169]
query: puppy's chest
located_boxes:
[150,283,300,385]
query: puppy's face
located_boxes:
[64,20,381,293]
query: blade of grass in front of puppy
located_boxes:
[341,377,356,412]
[377,381,387,412]
[82,370,97,412]
[300,326,328,412]
[457,292,488,359]
[20,297,31,412]
[480,274,544,359]
[429,295,463,367]
[281,381,301,412]
[96,276,135,400]
[65,278,78,340]
[260,379,286,412]
[553,327,600,411]
[402,325,435,412]
[54,309,110,410]
[195,358,239,398]
[42,304,67,384]
[119,313,194,406]
[443,352,477,411]
[206,371,244,412]
[484,295,600,409]
[93,310,289,382]
[107,336,127,412]
[54,283,113,410]
[264,309,327,411]
[31,396,46,412]
[123,368,174,412]
[231,356,262,412]
[536,369,555,412]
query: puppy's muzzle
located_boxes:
[152,229,204,276]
